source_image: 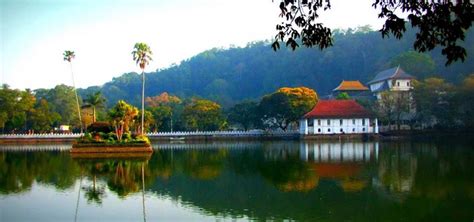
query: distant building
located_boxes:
[332,80,369,98]
[367,66,414,99]
[299,100,378,135]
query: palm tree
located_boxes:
[63,50,83,133]
[84,91,106,123]
[131,43,153,135]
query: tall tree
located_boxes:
[413,78,456,128]
[84,91,106,123]
[132,43,153,135]
[182,99,226,131]
[227,101,259,130]
[259,87,318,130]
[63,50,83,133]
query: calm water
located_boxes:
[0,141,473,221]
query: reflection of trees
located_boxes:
[377,143,418,194]
[183,149,227,180]
[0,151,81,194]
[75,159,149,198]
[146,149,228,181]
[258,157,318,192]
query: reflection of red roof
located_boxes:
[333,80,369,91]
[311,163,362,178]
[303,100,373,119]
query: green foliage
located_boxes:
[0,85,36,132]
[227,101,260,130]
[182,99,227,131]
[107,100,139,141]
[149,105,173,132]
[259,87,317,130]
[390,51,436,79]
[132,43,153,70]
[35,84,82,127]
[28,99,61,132]
[336,92,351,100]
[63,50,75,62]
[413,78,456,128]
[84,91,106,122]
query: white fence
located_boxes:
[146,130,299,138]
[0,133,82,139]
[0,130,299,139]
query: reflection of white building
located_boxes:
[300,142,379,163]
[299,100,378,135]
[368,66,414,99]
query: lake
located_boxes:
[0,140,473,221]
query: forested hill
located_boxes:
[79,27,474,108]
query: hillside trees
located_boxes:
[390,51,436,79]
[35,85,82,128]
[273,0,474,65]
[85,27,474,108]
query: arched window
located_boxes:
[328,128,331,132]
[318,128,321,133]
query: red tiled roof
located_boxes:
[333,80,369,91]
[303,100,374,118]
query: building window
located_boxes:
[318,119,321,126]
[340,119,343,125]
[363,128,365,132]
[407,82,410,86]
[328,128,331,132]
[308,119,314,127]
[397,81,400,87]
[352,119,355,125]
[327,119,330,125]
[352,128,355,132]
[362,119,365,125]
[318,128,321,132]
[340,128,343,132]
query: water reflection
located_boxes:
[0,141,473,221]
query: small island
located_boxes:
[71,43,153,156]
[71,100,153,156]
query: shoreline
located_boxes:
[1,130,473,144]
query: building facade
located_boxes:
[367,66,414,99]
[299,100,378,135]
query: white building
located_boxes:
[299,100,378,135]
[367,66,414,99]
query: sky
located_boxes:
[1,0,385,90]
